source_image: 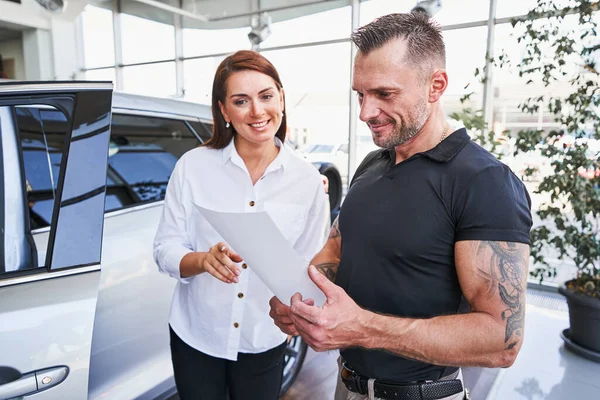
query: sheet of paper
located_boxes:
[194,204,326,307]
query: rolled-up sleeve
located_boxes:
[293,178,328,264]
[153,158,194,283]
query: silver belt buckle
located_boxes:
[464,388,471,400]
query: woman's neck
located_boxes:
[234,136,280,184]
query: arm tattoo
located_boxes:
[315,262,338,282]
[476,241,527,350]
[329,217,340,239]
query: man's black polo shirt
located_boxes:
[337,128,532,383]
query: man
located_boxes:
[269,12,532,400]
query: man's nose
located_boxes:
[358,96,379,122]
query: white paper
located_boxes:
[194,204,326,307]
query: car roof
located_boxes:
[112,92,213,121]
[0,80,213,122]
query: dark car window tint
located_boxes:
[188,120,213,143]
[16,107,68,229]
[106,115,201,210]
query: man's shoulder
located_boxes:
[452,140,509,176]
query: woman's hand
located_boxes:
[201,242,243,283]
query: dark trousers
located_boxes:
[169,326,287,400]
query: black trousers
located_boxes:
[169,326,287,400]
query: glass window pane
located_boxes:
[183,27,250,58]
[121,14,175,64]
[16,106,68,229]
[262,6,351,49]
[81,5,115,68]
[360,0,489,26]
[107,115,200,207]
[85,68,116,84]
[261,43,351,182]
[443,26,487,114]
[360,0,416,25]
[433,0,490,25]
[183,57,224,105]
[122,62,176,98]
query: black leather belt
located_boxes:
[341,363,464,400]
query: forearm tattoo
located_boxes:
[315,262,338,282]
[476,241,528,350]
[329,217,341,239]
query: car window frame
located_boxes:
[100,110,209,218]
[0,83,114,284]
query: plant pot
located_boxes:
[558,283,600,354]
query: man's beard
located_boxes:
[371,100,429,149]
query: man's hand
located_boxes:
[269,296,314,336]
[288,265,367,352]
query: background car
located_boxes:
[0,82,342,400]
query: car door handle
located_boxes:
[0,366,68,400]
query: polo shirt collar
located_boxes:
[420,127,470,162]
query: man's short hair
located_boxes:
[351,12,446,72]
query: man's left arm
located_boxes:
[289,240,529,368]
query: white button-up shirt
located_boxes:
[153,138,328,360]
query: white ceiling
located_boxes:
[92,0,352,29]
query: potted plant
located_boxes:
[454,0,599,359]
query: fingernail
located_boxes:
[233,277,239,283]
[235,270,241,276]
[220,245,226,252]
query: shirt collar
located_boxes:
[420,127,471,162]
[221,136,287,172]
[379,127,471,164]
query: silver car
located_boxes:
[0,82,341,400]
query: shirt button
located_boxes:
[249,201,255,207]
[238,293,244,298]
[242,263,247,269]
[233,322,239,328]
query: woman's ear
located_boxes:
[218,100,230,124]
[279,88,285,114]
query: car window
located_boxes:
[3,88,113,273]
[106,114,201,210]
[309,144,334,154]
[16,106,68,230]
[188,120,213,143]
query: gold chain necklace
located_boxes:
[439,123,450,144]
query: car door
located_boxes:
[0,82,113,400]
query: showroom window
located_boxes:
[182,56,224,105]
[106,114,201,210]
[261,43,352,180]
[183,26,250,58]
[85,68,116,84]
[262,5,352,49]
[81,5,115,69]
[120,13,175,64]
[122,62,177,98]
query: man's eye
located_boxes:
[377,92,391,99]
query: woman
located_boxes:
[153,50,327,400]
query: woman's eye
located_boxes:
[262,94,274,101]
[235,99,247,106]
